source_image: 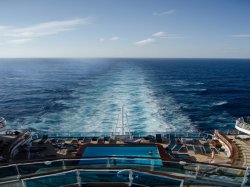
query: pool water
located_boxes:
[82,145,161,158]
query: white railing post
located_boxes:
[128,169,133,187]
[15,164,21,180]
[150,159,154,171]
[241,167,249,187]
[62,159,66,170]
[76,169,81,186]
[21,180,27,187]
[106,159,111,168]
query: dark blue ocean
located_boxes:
[0,58,250,132]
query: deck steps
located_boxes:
[230,137,250,167]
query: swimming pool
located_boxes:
[79,145,163,166]
[82,145,161,158]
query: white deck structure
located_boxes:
[236,116,250,135]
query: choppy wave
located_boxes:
[1,58,250,132]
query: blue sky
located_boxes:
[0,0,249,58]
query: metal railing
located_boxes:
[22,168,184,187]
[28,131,215,141]
[0,157,249,186]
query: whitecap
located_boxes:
[212,101,228,106]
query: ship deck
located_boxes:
[1,131,250,186]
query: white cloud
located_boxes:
[99,38,105,42]
[153,31,168,37]
[152,31,182,39]
[0,26,11,30]
[110,36,120,41]
[153,10,175,16]
[231,34,250,38]
[0,18,89,44]
[8,38,33,44]
[135,38,155,46]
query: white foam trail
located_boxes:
[61,66,193,132]
[18,64,195,133]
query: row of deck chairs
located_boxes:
[169,143,212,154]
[155,134,213,154]
[187,143,212,154]
[156,134,181,151]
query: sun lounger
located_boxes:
[172,144,183,152]
[109,139,117,144]
[97,137,105,144]
[104,137,110,142]
[156,134,162,143]
[169,153,191,159]
[165,136,176,151]
[83,138,91,144]
[194,146,205,154]
[167,142,176,150]
[124,138,142,144]
[187,145,194,151]
[203,144,212,154]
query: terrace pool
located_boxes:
[80,145,163,166]
[82,145,160,158]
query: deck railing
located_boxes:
[214,130,238,161]
[0,157,248,186]
[28,131,215,141]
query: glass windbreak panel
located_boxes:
[200,166,244,183]
[79,170,128,183]
[18,160,64,176]
[78,170,183,186]
[245,168,250,186]
[63,159,80,168]
[115,158,163,166]
[162,161,194,175]
[0,181,23,187]
[0,165,18,181]
[162,161,244,184]
[24,171,77,187]
[131,171,183,187]
[183,163,244,181]
[79,158,108,166]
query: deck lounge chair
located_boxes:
[104,137,110,142]
[166,142,176,151]
[172,144,183,152]
[124,138,142,144]
[165,136,176,151]
[109,139,117,144]
[97,137,105,144]
[203,143,212,154]
[83,138,91,144]
[156,134,162,143]
[169,153,191,160]
[194,146,205,154]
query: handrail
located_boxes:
[8,132,31,160]
[20,168,185,187]
[29,131,214,141]
[0,154,247,169]
[0,157,247,185]
[214,130,238,160]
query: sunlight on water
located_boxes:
[1,58,250,132]
[31,65,194,132]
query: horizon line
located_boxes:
[0,57,250,60]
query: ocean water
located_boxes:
[0,58,250,132]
